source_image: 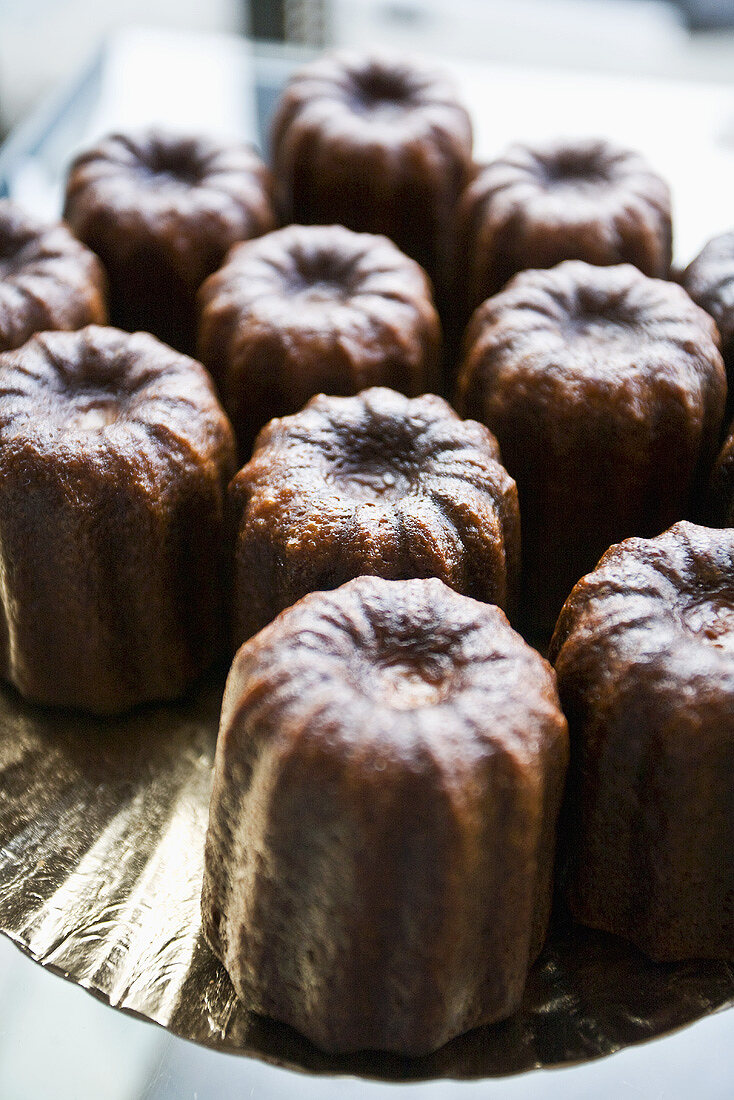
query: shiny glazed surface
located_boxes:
[0,41,731,1084]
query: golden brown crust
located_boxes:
[202,576,568,1054]
[456,138,672,315]
[198,224,442,455]
[0,325,236,714]
[229,386,520,644]
[456,260,726,633]
[63,130,275,352]
[549,521,734,961]
[0,198,107,352]
[270,51,472,284]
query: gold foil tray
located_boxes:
[0,677,732,1082]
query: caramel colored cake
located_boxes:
[550,522,734,961]
[198,224,441,455]
[0,198,107,352]
[229,387,519,644]
[456,138,672,315]
[682,230,734,391]
[64,130,275,353]
[0,326,235,714]
[202,576,569,1055]
[456,261,725,633]
[270,51,472,287]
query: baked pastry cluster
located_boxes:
[0,45,731,1059]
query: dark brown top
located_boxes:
[551,520,734,672]
[229,387,519,642]
[0,198,107,352]
[64,129,275,293]
[270,51,472,277]
[198,224,442,453]
[225,575,564,756]
[457,137,672,310]
[0,324,234,463]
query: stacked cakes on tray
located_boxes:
[0,48,732,1057]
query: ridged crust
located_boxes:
[198,224,442,455]
[0,325,236,714]
[682,230,734,383]
[270,51,472,282]
[549,521,734,961]
[229,386,520,644]
[457,137,673,314]
[202,576,568,1055]
[0,199,107,352]
[64,130,275,351]
[456,260,726,633]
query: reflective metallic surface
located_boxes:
[0,677,732,1082]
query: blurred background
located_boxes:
[2,0,734,138]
